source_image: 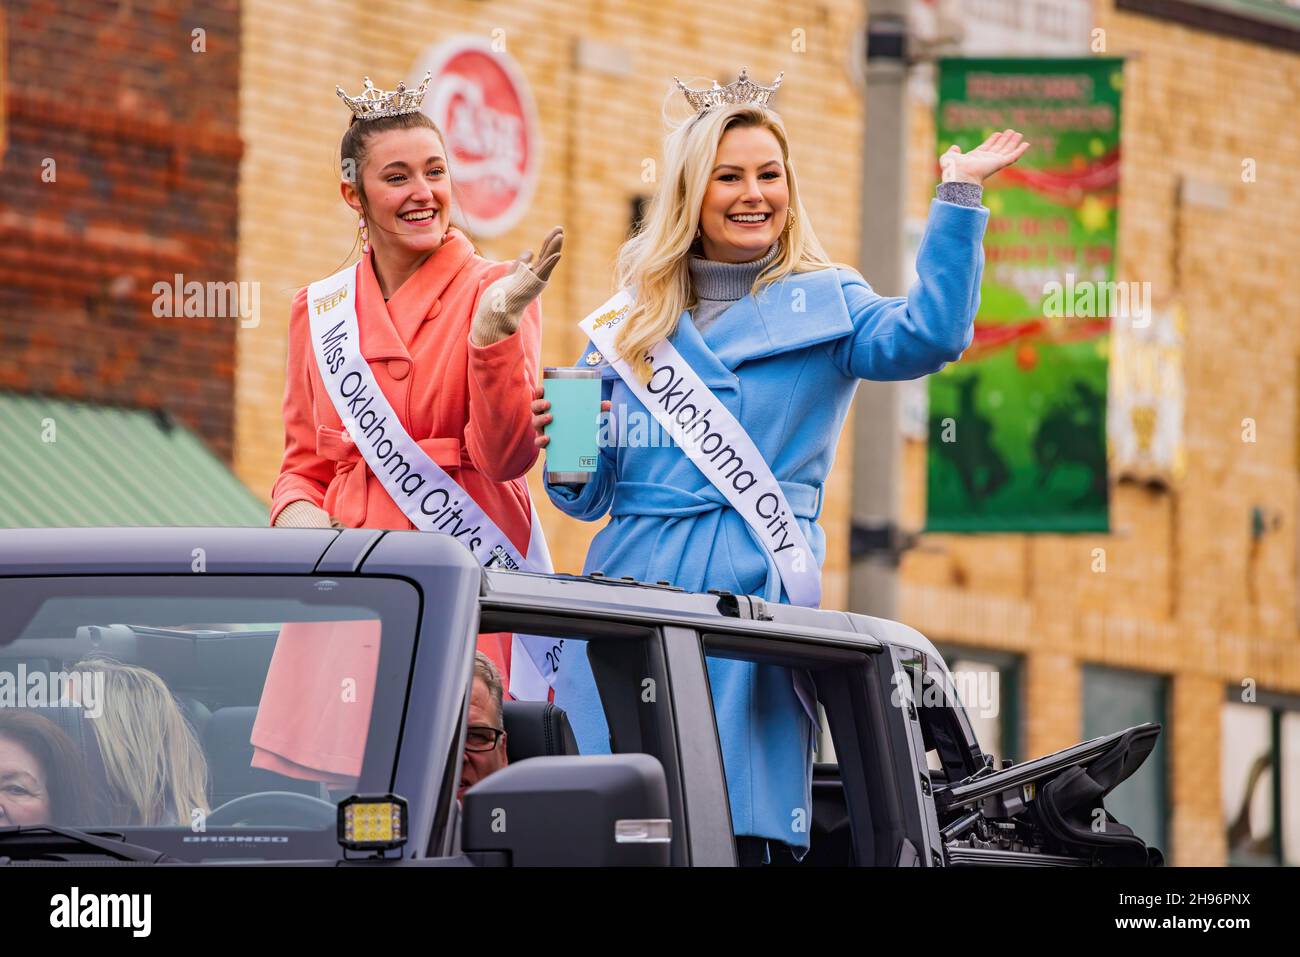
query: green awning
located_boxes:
[0,392,267,527]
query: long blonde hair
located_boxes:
[615,102,836,381]
[77,658,210,827]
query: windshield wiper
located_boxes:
[0,826,177,863]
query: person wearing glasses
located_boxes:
[458,652,509,801]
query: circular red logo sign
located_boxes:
[415,40,541,238]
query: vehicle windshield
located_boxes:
[0,576,419,860]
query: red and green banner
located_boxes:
[926,57,1123,533]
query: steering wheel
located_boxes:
[206,791,337,828]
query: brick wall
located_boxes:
[0,0,242,460]
[898,0,1300,863]
[234,0,867,600]
[1170,672,1227,865]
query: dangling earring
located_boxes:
[694,226,701,240]
[358,214,370,254]
[785,210,796,232]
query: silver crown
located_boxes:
[673,68,783,114]
[336,72,432,121]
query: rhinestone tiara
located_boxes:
[673,68,784,114]
[336,72,432,121]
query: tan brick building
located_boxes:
[234,0,867,606]
[898,0,1300,865]
[233,0,1300,865]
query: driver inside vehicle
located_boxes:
[458,652,509,801]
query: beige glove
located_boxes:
[274,499,343,529]
[470,226,563,347]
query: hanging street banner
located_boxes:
[926,57,1124,532]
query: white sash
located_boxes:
[307,263,557,699]
[581,290,822,608]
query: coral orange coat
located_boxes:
[270,228,543,678]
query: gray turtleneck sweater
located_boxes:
[687,182,982,331]
[688,241,782,332]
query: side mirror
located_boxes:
[461,754,671,866]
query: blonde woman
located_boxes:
[533,72,1026,863]
[75,658,209,827]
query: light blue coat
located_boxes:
[546,198,988,847]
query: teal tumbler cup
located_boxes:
[543,367,602,484]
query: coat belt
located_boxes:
[320,430,468,470]
[609,480,823,521]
